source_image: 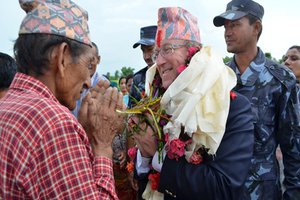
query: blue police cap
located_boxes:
[213,0,264,27]
[133,25,157,48]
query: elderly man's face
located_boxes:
[155,39,188,89]
[56,44,92,110]
[89,45,100,77]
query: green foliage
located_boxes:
[120,66,135,77]
[114,70,120,79]
[265,52,272,59]
[223,56,232,64]
[108,66,135,80]
[264,52,282,63]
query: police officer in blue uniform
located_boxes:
[129,25,157,108]
[214,0,300,199]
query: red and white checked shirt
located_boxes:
[0,73,119,200]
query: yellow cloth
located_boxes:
[145,46,237,157]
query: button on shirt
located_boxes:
[0,73,118,200]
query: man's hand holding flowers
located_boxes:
[128,114,157,158]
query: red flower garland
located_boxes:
[148,172,160,190]
[176,46,200,75]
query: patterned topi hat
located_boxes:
[155,7,201,48]
[18,0,91,45]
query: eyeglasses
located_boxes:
[152,43,187,62]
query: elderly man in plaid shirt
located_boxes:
[0,0,123,199]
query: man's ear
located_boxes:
[55,42,69,78]
[97,55,101,64]
[254,20,262,37]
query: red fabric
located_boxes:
[0,73,118,200]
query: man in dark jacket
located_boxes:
[214,0,300,199]
[129,25,157,108]
[130,6,254,200]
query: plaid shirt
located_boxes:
[0,73,119,200]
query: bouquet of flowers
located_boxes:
[117,71,170,164]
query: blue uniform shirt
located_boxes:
[228,47,300,200]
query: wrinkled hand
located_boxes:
[128,115,157,158]
[91,80,126,134]
[78,80,110,130]
[78,80,125,158]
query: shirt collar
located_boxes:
[232,47,266,86]
[10,72,58,102]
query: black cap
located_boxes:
[213,0,264,27]
[133,25,157,48]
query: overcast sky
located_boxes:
[1,0,299,75]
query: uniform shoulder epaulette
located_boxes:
[265,58,296,89]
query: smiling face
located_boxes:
[284,47,300,81]
[155,39,188,89]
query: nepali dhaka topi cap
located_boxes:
[155,7,201,48]
[18,0,91,45]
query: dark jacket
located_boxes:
[128,67,148,108]
[157,92,254,200]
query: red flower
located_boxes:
[187,47,199,60]
[167,138,186,161]
[126,161,135,173]
[127,147,137,161]
[230,91,237,100]
[177,65,187,74]
[189,152,203,164]
[148,172,160,190]
[141,91,146,98]
[175,46,199,75]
